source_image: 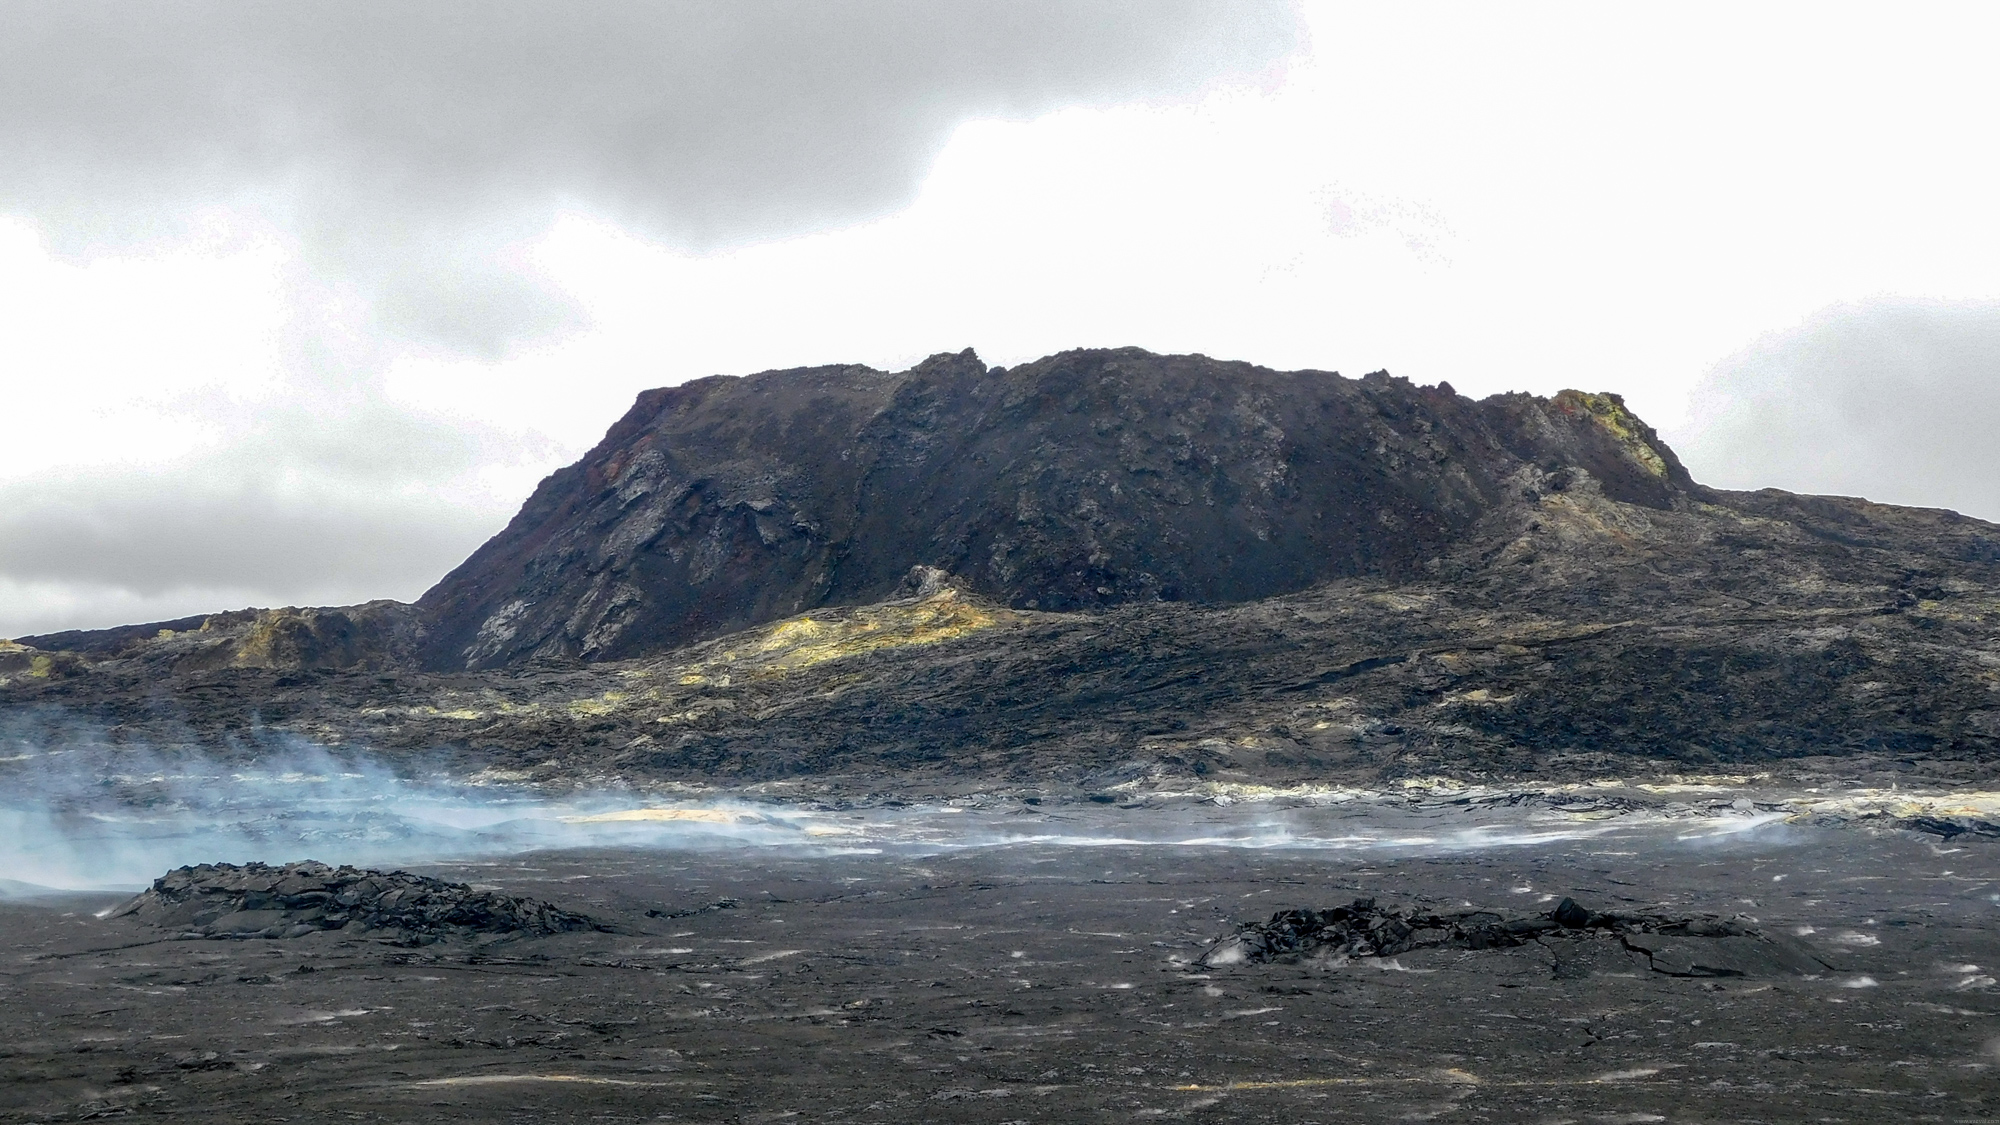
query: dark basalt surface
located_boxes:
[109,861,605,942]
[2,827,1994,1123]
[1205,896,1835,978]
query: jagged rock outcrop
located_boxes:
[18,601,424,675]
[1201,897,1836,978]
[415,347,1692,670]
[110,861,605,942]
[0,640,87,684]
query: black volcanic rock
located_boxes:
[109,861,604,942]
[1202,897,1835,978]
[415,347,1693,670]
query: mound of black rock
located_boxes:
[1898,815,2000,840]
[1204,896,1834,978]
[109,861,606,943]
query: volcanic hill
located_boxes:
[8,347,2000,793]
[414,347,1692,669]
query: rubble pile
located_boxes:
[1204,897,1553,964]
[1204,896,1833,978]
[1898,814,2000,840]
[110,861,605,942]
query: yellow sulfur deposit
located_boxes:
[670,587,1017,684]
[1553,389,1670,477]
[559,807,744,824]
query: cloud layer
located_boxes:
[1675,300,2000,522]
[0,0,1298,354]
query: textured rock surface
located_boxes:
[109,861,603,942]
[1202,896,1834,977]
[10,472,2000,791]
[17,601,423,676]
[413,347,1693,669]
[5,835,1993,1121]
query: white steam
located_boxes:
[0,719,835,893]
[0,718,1804,896]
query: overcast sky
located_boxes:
[5,1,2000,637]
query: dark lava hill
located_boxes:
[414,347,1692,669]
[8,347,2000,791]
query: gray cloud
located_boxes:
[0,397,544,637]
[0,478,493,604]
[1674,299,2000,523]
[0,0,1301,355]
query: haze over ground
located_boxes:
[4,1,1999,636]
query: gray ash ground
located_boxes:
[2,818,1998,1123]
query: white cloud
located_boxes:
[1673,299,2000,522]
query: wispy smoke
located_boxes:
[0,715,819,893]
[0,713,1802,896]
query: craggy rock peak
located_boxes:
[417,347,1692,670]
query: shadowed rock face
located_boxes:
[414,347,1692,670]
